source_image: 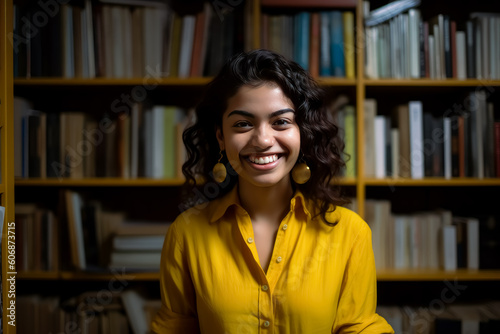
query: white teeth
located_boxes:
[249,154,278,165]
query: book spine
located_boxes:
[466,20,475,78]
[443,15,452,78]
[495,122,500,177]
[409,101,424,179]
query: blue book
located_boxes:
[294,12,310,71]
[320,12,332,76]
[330,11,346,77]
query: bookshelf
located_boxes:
[1,0,15,332]
[4,0,500,331]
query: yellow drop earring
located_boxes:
[212,150,227,183]
[292,157,311,184]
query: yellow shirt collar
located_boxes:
[208,185,311,223]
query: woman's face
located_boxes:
[216,84,301,188]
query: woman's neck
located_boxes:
[238,179,294,225]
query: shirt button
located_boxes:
[263,321,270,328]
[262,285,269,291]
[282,224,288,230]
[247,237,254,244]
[276,256,282,263]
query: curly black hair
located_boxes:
[181,49,348,224]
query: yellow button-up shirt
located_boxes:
[151,186,394,333]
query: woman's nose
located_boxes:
[251,126,275,148]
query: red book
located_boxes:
[451,20,457,78]
[495,122,500,177]
[189,10,206,77]
[309,12,320,78]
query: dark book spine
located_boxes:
[46,113,61,178]
[495,122,500,178]
[28,114,41,177]
[451,116,460,177]
[466,20,475,78]
[419,20,426,78]
[443,15,452,78]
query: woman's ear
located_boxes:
[216,127,224,151]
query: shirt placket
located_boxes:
[236,208,293,334]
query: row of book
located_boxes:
[17,289,160,334]
[15,204,59,272]
[261,10,355,78]
[378,302,500,334]
[64,189,170,271]
[13,0,250,78]
[364,92,500,179]
[14,96,192,179]
[364,199,500,271]
[15,190,171,273]
[326,96,356,178]
[364,6,500,80]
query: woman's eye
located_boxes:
[274,119,291,126]
[234,121,252,128]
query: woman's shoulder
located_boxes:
[324,204,371,234]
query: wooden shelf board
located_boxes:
[337,177,356,186]
[17,271,59,280]
[363,78,500,87]
[364,178,500,186]
[317,77,357,86]
[17,271,159,280]
[377,269,500,281]
[261,0,357,8]
[15,177,186,186]
[14,77,212,86]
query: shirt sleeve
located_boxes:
[151,218,200,334]
[332,222,394,334]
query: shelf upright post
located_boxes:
[0,0,16,332]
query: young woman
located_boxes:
[151,49,394,333]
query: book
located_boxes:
[113,235,165,251]
[364,99,377,177]
[343,11,355,79]
[65,190,87,270]
[330,11,345,77]
[408,101,424,179]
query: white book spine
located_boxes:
[409,9,421,78]
[428,35,435,79]
[443,117,452,179]
[456,31,467,80]
[178,15,196,78]
[374,116,386,179]
[409,101,424,179]
[442,225,457,271]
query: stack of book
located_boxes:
[64,189,171,271]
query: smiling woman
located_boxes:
[151,49,394,334]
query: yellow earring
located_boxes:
[292,159,311,184]
[212,151,227,183]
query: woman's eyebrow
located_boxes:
[227,108,295,119]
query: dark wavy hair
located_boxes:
[181,49,348,224]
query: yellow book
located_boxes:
[169,14,182,77]
[343,105,356,178]
[342,11,355,79]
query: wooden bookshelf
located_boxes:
[5,0,500,331]
[14,77,213,86]
[377,269,500,281]
[1,0,15,331]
